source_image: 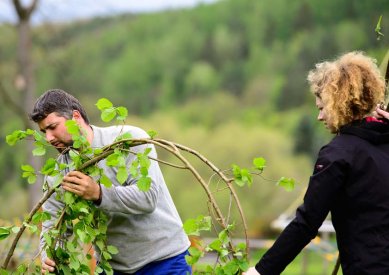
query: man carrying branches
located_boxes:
[30,89,191,274]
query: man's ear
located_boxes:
[72,110,82,122]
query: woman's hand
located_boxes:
[373,104,389,120]
[243,267,261,275]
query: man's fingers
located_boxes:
[41,258,56,273]
[63,175,83,185]
[66,171,86,178]
[62,184,83,196]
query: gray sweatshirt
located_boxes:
[40,125,190,273]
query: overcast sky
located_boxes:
[0,0,217,24]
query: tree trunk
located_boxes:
[13,0,43,209]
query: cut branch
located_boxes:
[2,138,249,269]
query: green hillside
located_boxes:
[0,0,387,235]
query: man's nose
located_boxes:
[45,131,54,142]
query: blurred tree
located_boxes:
[184,61,219,98]
[293,1,314,32]
[0,0,43,209]
[293,114,315,158]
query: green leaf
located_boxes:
[102,251,112,260]
[235,242,246,252]
[94,148,103,155]
[185,255,196,265]
[22,165,38,184]
[21,164,34,172]
[106,153,119,166]
[147,130,158,138]
[143,147,152,155]
[58,264,71,274]
[183,219,198,235]
[0,227,10,240]
[277,177,296,192]
[77,229,90,243]
[5,129,32,146]
[32,130,44,141]
[183,215,211,235]
[234,179,245,187]
[43,233,52,247]
[23,223,38,234]
[101,108,116,122]
[64,191,76,205]
[116,167,128,184]
[137,177,151,191]
[80,264,91,274]
[21,165,37,184]
[107,245,119,255]
[41,158,57,175]
[116,107,128,121]
[69,256,80,270]
[0,268,11,275]
[100,174,112,188]
[375,15,384,39]
[138,154,150,168]
[238,259,249,271]
[66,242,77,253]
[253,157,266,171]
[186,247,203,265]
[32,146,46,156]
[140,166,148,177]
[95,240,105,251]
[232,164,252,187]
[208,239,222,252]
[222,260,239,274]
[5,134,18,146]
[11,226,20,234]
[96,98,113,110]
[41,211,51,221]
[27,174,37,184]
[95,266,104,274]
[32,212,42,224]
[16,264,28,274]
[218,229,229,244]
[129,162,139,177]
[115,132,132,142]
[65,120,80,135]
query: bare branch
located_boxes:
[12,0,39,21]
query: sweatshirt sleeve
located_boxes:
[97,140,163,215]
[256,143,351,275]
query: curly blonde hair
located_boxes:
[308,51,386,132]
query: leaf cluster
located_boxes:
[1,98,297,274]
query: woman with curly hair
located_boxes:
[245,51,389,275]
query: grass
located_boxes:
[193,243,342,275]
[250,248,342,275]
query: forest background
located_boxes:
[0,0,388,239]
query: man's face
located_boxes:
[38,112,73,153]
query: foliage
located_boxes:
[1,0,387,114]
[0,1,386,271]
[0,98,297,274]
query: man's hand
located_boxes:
[243,267,261,275]
[62,171,100,201]
[41,257,56,274]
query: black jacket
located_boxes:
[257,119,389,275]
